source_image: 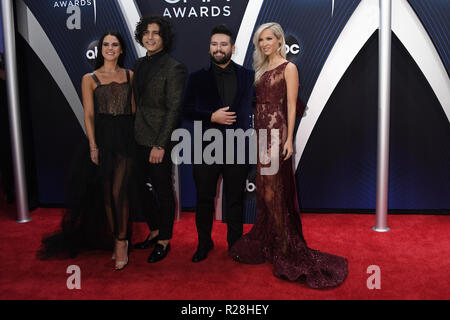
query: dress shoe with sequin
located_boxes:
[147,243,170,263]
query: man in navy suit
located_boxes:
[184,25,255,262]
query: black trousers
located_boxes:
[139,144,175,241]
[193,163,250,249]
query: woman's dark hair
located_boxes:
[211,24,235,44]
[134,16,174,52]
[94,31,126,70]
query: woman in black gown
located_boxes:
[38,31,136,271]
[229,23,348,288]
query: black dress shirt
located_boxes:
[212,61,237,108]
[135,50,166,97]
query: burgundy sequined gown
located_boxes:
[229,62,348,289]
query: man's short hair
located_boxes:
[211,24,235,45]
[134,16,174,52]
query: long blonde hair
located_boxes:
[253,22,287,83]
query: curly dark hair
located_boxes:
[94,31,126,70]
[134,16,174,52]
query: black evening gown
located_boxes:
[229,62,348,289]
[38,70,138,259]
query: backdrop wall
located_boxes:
[10,0,450,216]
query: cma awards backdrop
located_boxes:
[11,0,450,218]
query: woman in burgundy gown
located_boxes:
[229,23,348,289]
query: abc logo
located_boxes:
[246,179,256,193]
[86,40,99,67]
[285,34,300,61]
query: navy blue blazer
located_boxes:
[183,61,255,164]
[183,61,255,131]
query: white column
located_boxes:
[373,0,391,232]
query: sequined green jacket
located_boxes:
[133,53,187,148]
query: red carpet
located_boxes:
[0,201,449,300]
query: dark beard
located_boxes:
[210,51,232,65]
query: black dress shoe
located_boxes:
[134,234,158,249]
[147,243,170,263]
[192,242,214,263]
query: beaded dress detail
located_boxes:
[229,62,348,288]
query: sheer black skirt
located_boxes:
[38,114,140,259]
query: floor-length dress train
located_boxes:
[229,62,348,289]
[38,70,137,259]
